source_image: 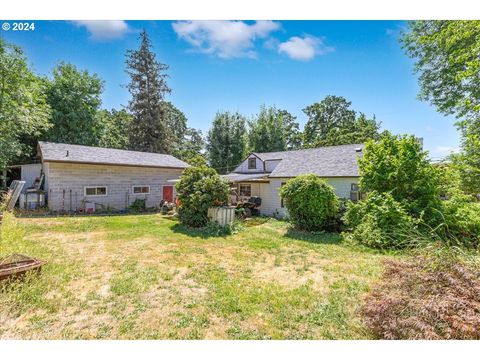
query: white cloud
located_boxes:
[434,145,460,157]
[172,20,280,59]
[278,35,334,61]
[73,20,130,40]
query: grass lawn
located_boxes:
[0,213,397,339]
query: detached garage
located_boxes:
[36,141,189,212]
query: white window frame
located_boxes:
[84,186,108,197]
[132,185,150,195]
[239,184,252,197]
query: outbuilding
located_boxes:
[30,141,189,212]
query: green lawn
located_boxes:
[0,213,395,339]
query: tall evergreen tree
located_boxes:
[207,111,248,173]
[126,30,172,153]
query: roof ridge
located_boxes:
[254,143,365,156]
[39,141,174,157]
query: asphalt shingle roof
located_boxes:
[38,141,189,169]
[252,143,364,177]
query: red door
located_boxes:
[163,185,174,203]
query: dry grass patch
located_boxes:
[1,213,389,339]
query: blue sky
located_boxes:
[1,20,460,158]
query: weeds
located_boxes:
[362,258,480,339]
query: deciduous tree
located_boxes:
[248,105,287,153]
[45,62,103,146]
[206,111,247,173]
[0,39,51,169]
[303,95,380,147]
[97,109,132,149]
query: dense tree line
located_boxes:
[207,97,382,173]
[0,31,204,170]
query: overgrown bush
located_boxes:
[362,258,480,339]
[441,194,480,248]
[359,132,442,223]
[343,192,418,249]
[176,165,230,228]
[280,174,339,232]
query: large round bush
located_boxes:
[280,174,339,231]
[343,191,418,249]
[176,165,230,228]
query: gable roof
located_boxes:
[251,143,364,178]
[38,142,189,169]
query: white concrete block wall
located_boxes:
[257,177,359,217]
[44,162,184,211]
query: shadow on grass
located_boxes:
[243,216,271,227]
[14,211,166,219]
[283,228,343,245]
[170,223,227,239]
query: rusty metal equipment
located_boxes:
[0,254,46,282]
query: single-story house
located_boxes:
[17,141,189,212]
[223,143,364,217]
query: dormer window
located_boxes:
[248,157,256,169]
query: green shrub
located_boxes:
[441,195,480,248]
[343,192,418,249]
[280,174,339,232]
[176,165,230,228]
[359,132,442,223]
[128,198,146,212]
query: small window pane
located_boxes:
[133,186,149,194]
[240,184,251,197]
[85,188,96,196]
[248,158,256,169]
[96,187,107,195]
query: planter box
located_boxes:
[207,206,236,227]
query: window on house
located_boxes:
[351,183,360,192]
[239,184,251,197]
[133,185,150,194]
[248,157,256,169]
[84,186,107,196]
[280,182,286,208]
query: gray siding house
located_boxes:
[37,142,189,212]
[224,143,364,217]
